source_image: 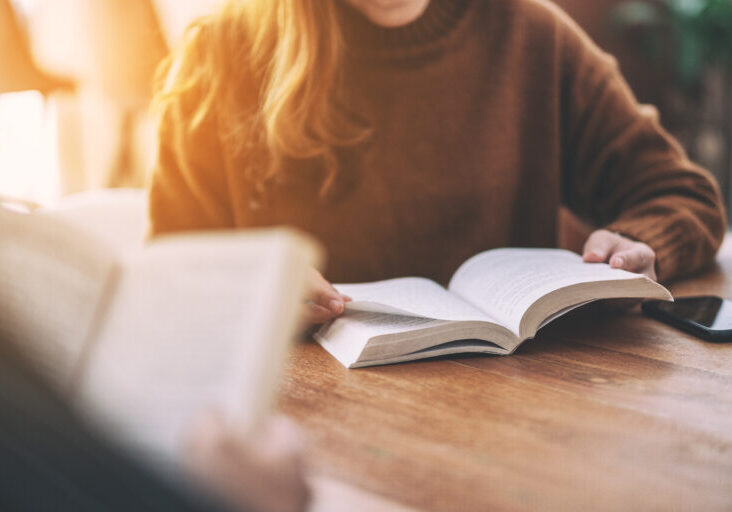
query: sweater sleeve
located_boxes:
[148,87,235,237]
[558,16,726,282]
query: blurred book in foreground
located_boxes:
[0,205,320,464]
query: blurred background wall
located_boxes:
[560,0,732,210]
[0,0,221,204]
[0,0,730,214]
[557,0,667,105]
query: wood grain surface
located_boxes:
[279,241,732,511]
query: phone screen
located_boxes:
[650,296,732,330]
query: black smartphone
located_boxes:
[642,295,732,342]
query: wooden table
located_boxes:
[280,243,732,511]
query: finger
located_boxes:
[186,414,310,512]
[309,272,345,311]
[183,410,230,471]
[302,302,337,325]
[609,248,645,272]
[312,270,350,304]
[259,416,306,459]
[312,283,341,306]
[609,245,656,280]
[311,294,346,316]
[225,418,311,512]
[582,230,622,263]
[318,274,350,302]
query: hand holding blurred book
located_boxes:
[0,204,320,464]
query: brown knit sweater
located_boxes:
[149,0,726,285]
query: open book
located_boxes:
[0,206,320,463]
[316,248,672,368]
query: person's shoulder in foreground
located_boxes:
[0,335,310,512]
[0,337,226,511]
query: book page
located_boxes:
[335,278,496,323]
[38,189,148,252]
[316,311,450,368]
[75,229,318,463]
[0,208,116,388]
[316,310,516,368]
[448,248,649,334]
[329,310,449,338]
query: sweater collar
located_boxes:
[336,0,473,59]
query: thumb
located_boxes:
[583,230,621,263]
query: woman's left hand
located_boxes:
[582,229,657,281]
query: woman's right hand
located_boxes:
[302,268,351,325]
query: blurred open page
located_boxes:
[74,229,319,463]
[0,208,116,387]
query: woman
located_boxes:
[149,0,726,324]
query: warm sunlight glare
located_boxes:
[0,91,60,204]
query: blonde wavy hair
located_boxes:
[153,0,368,202]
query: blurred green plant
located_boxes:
[610,0,732,90]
